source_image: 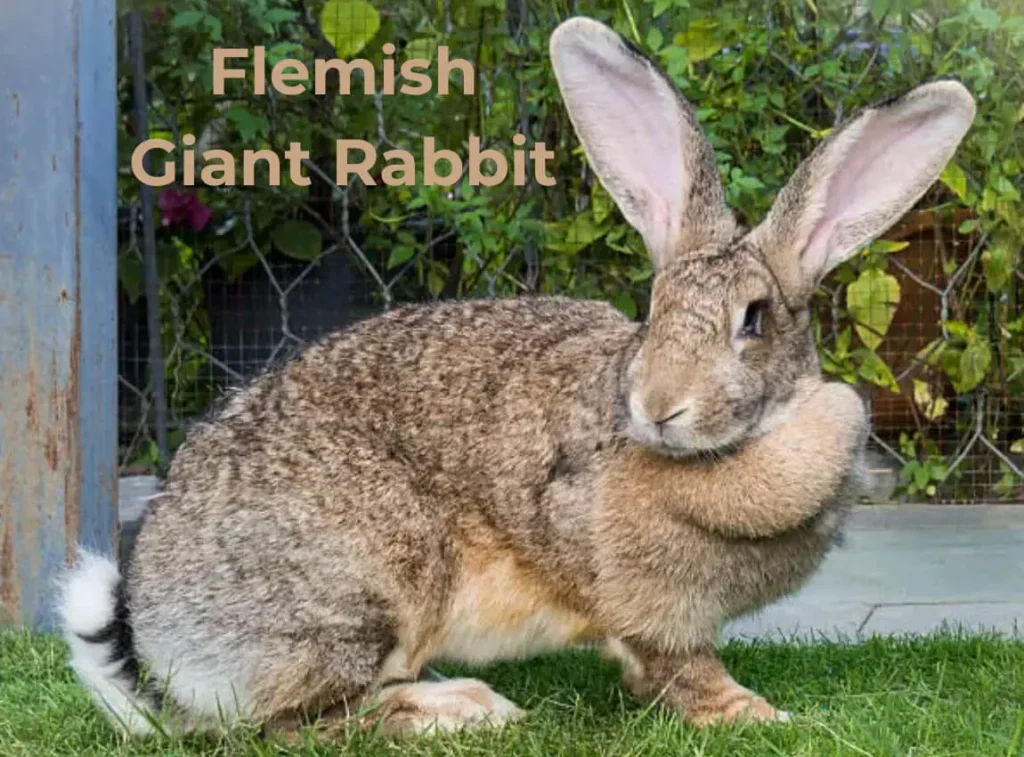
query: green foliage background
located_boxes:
[118,0,1023,500]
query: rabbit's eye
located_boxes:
[739,299,769,339]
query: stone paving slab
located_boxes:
[117,477,1024,641]
[723,504,1024,642]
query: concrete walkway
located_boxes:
[117,477,1024,643]
[723,504,1024,642]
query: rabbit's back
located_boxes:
[164,295,637,509]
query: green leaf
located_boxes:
[917,337,947,367]
[958,218,978,235]
[219,251,261,282]
[869,0,890,22]
[544,211,607,255]
[970,5,1002,30]
[982,239,1016,293]
[674,20,724,63]
[612,292,638,320]
[167,427,186,450]
[940,345,963,382]
[646,27,664,52]
[627,265,653,282]
[886,43,903,75]
[652,0,673,17]
[170,10,204,29]
[944,319,970,339]
[836,326,852,357]
[870,239,910,254]
[913,463,930,490]
[912,379,948,421]
[427,264,446,297]
[264,8,298,23]
[1011,439,1024,454]
[271,220,323,261]
[940,163,968,202]
[993,175,1021,200]
[224,107,267,141]
[847,268,900,351]
[591,183,614,225]
[118,253,144,303]
[129,440,160,471]
[388,245,416,268]
[321,0,381,58]
[852,348,899,392]
[266,41,305,64]
[900,459,919,486]
[407,37,438,61]
[203,14,222,41]
[733,175,765,191]
[954,340,991,393]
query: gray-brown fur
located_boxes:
[60,16,975,737]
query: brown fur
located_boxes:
[67,16,975,740]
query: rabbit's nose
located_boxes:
[642,394,694,428]
[655,406,688,426]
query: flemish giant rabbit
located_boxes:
[59,16,975,739]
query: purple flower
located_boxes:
[157,189,212,232]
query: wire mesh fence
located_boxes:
[115,0,1023,503]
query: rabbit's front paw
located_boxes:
[687,691,792,728]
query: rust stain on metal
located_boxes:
[24,352,40,434]
[66,26,84,565]
[101,469,120,542]
[0,457,17,621]
[24,390,37,432]
[9,91,19,116]
[60,288,68,302]
[60,320,81,563]
[44,431,58,472]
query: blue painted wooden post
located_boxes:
[0,0,118,630]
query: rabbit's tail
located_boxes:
[58,549,161,735]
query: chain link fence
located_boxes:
[115,0,1023,504]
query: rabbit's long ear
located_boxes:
[550,17,736,269]
[751,80,976,300]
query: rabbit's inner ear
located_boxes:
[549,18,736,270]
[751,80,976,299]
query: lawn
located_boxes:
[1,630,1022,756]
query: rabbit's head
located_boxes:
[550,17,975,457]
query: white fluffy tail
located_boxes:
[57,549,158,735]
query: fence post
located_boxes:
[0,0,118,630]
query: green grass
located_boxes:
[2,630,1023,756]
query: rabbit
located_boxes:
[58,15,975,740]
